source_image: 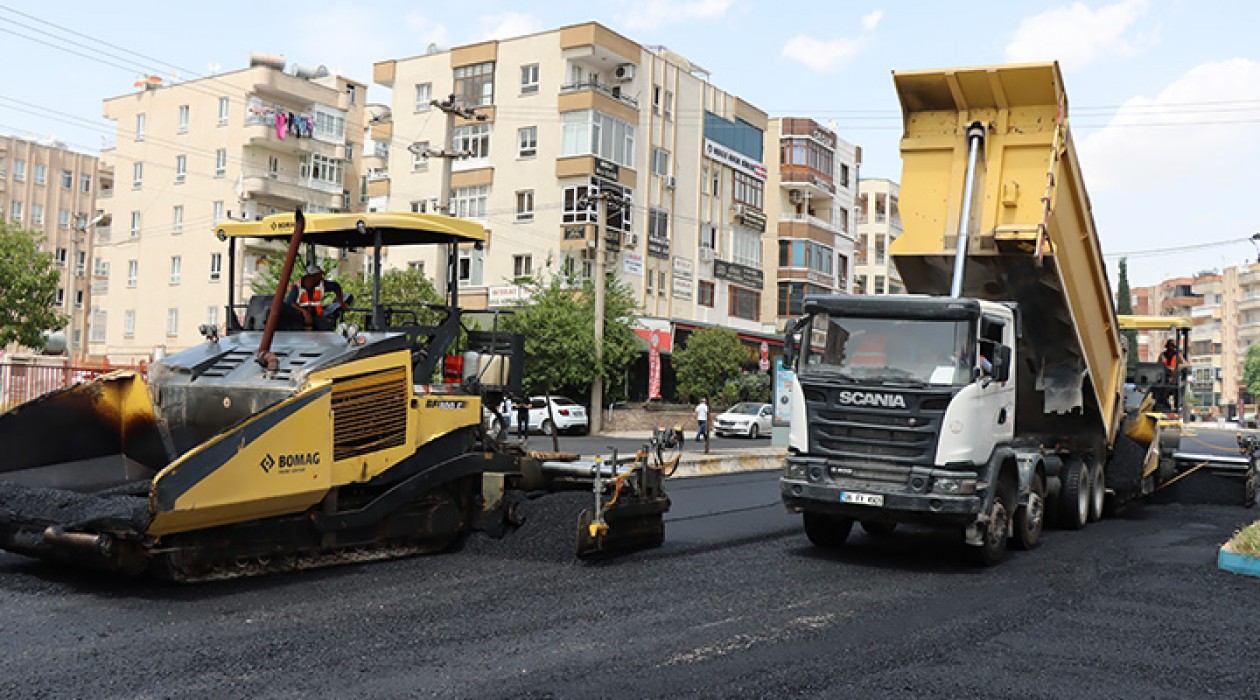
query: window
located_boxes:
[648,207,669,241]
[729,286,760,321]
[127,260,138,287]
[80,174,91,193]
[663,90,674,120]
[710,165,721,197]
[520,64,539,94]
[732,226,761,267]
[13,159,25,181]
[408,261,425,275]
[299,154,344,186]
[452,123,491,160]
[346,84,357,105]
[313,110,346,141]
[874,275,885,294]
[267,155,278,177]
[452,185,489,220]
[177,105,189,133]
[210,253,222,281]
[130,211,141,238]
[31,204,43,226]
[170,256,181,284]
[34,164,46,185]
[55,247,67,266]
[658,271,667,298]
[414,82,432,112]
[453,61,494,107]
[646,270,654,296]
[560,110,635,168]
[518,126,537,158]
[561,179,632,233]
[699,281,715,308]
[215,149,227,177]
[651,148,670,177]
[56,288,65,307]
[123,310,136,338]
[166,308,179,337]
[218,97,230,125]
[60,170,72,188]
[212,201,224,226]
[344,143,353,162]
[733,171,764,209]
[0,156,5,178]
[75,250,86,276]
[74,289,84,309]
[515,190,534,221]
[513,254,532,281]
[839,164,850,189]
[93,257,109,277]
[89,309,106,343]
[838,208,849,233]
[411,141,429,172]
[172,205,184,234]
[58,209,70,229]
[175,155,187,182]
[9,201,21,221]
[132,162,143,189]
[652,85,661,114]
[700,224,717,251]
[135,113,145,141]
[457,248,484,287]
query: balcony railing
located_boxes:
[779,213,842,234]
[560,80,639,108]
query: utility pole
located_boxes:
[581,190,624,436]
[410,94,485,303]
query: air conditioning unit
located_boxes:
[788,189,804,204]
[613,64,636,82]
[665,176,676,190]
[732,203,746,217]
[699,247,715,262]
[627,233,640,247]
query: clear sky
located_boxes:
[2,0,1256,288]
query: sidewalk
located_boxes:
[597,430,786,479]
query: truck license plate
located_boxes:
[840,491,884,507]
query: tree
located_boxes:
[1116,258,1138,375]
[340,267,444,326]
[249,253,337,296]
[1243,344,1260,400]
[501,268,639,400]
[672,327,750,404]
[0,220,68,348]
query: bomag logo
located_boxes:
[425,399,468,410]
[260,452,320,474]
[836,391,906,409]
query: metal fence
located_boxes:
[0,360,146,412]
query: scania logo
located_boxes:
[836,391,906,408]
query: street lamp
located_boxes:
[1250,232,1260,263]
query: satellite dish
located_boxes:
[427,43,439,54]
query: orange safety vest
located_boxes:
[295,282,325,316]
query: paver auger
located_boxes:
[0,210,669,580]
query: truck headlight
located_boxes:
[931,478,977,495]
[785,461,808,480]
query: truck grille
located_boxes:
[804,387,950,467]
[331,367,408,461]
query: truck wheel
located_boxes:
[1058,459,1089,530]
[975,479,1014,566]
[803,512,853,549]
[1088,461,1105,523]
[860,520,896,537]
[1013,472,1045,550]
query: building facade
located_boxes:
[89,57,366,361]
[767,118,857,328]
[371,23,783,354]
[853,178,903,294]
[0,135,101,357]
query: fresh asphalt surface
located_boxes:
[2,452,1259,697]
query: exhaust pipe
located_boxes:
[43,526,113,556]
[950,122,987,299]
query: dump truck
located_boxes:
[779,62,1255,564]
[0,211,670,580]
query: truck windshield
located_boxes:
[799,313,974,386]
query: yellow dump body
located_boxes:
[890,63,1123,448]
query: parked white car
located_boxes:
[713,402,773,439]
[528,396,589,435]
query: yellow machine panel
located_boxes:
[890,62,1123,443]
[148,383,335,535]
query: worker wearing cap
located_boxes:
[285,263,345,330]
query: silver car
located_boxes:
[714,402,773,439]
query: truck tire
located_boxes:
[974,479,1014,566]
[1058,459,1089,530]
[804,512,853,549]
[1013,472,1045,550]
[1088,461,1105,523]
[860,520,896,537]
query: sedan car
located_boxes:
[528,396,589,435]
[713,402,773,439]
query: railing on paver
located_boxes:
[0,360,147,412]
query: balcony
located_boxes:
[240,168,341,210]
[781,170,836,198]
[250,68,332,105]
[560,80,638,108]
[1238,296,1260,313]
[245,122,343,158]
[778,213,843,238]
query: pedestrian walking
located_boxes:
[514,395,531,441]
[695,397,709,443]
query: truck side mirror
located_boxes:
[994,345,1012,382]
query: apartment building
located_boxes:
[853,178,903,294]
[766,118,857,326]
[1189,273,1224,416]
[0,135,101,357]
[371,22,783,366]
[90,57,366,361]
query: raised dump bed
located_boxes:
[889,62,1124,452]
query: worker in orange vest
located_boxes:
[285,264,345,330]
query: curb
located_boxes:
[670,449,786,479]
[1217,548,1260,578]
